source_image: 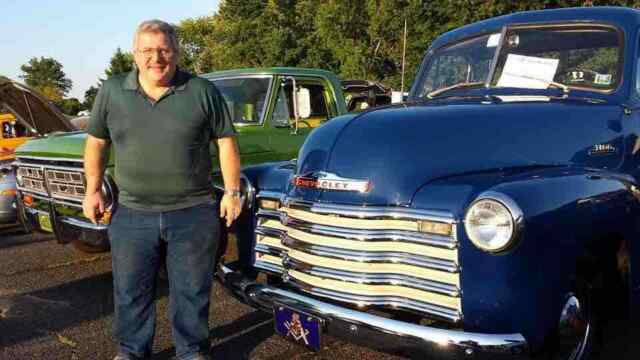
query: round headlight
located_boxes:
[464,197,518,253]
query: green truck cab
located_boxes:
[13,67,348,252]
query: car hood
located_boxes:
[294,100,625,206]
[0,76,74,135]
[15,131,89,161]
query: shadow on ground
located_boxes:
[152,310,274,360]
[0,229,52,250]
[0,271,169,348]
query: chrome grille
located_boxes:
[45,169,85,200]
[253,191,462,322]
[16,165,47,195]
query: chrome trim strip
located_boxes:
[256,219,456,249]
[50,192,84,202]
[52,198,82,209]
[15,156,83,163]
[255,226,284,239]
[16,185,48,197]
[281,236,459,273]
[219,263,528,359]
[255,244,286,257]
[37,164,84,172]
[283,275,461,322]
[254,260,283,274]
[285,199,456,224]
[58,216,108,230]
[283,257,460,297]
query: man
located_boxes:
[82,20,241,360]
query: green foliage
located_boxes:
[19,57,72,101]
[54,97,82,116]
[83,86,99,111]
[105,48,134,78]
[167,0,640,89]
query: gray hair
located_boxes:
[133,19,179,51]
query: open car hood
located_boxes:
[0,76,74,135]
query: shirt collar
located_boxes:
[122,67,189,91]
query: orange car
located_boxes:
[0,76,74,226]
[0,112,32,161]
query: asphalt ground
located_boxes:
[0,228,638,360]
[0,228,402,360]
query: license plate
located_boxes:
[38,213,53,232]
[274,304,322,351]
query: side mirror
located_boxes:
[296,87,311,119]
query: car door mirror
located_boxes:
[296,87,311,119]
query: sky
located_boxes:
[0,0,220,100]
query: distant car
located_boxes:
[0,76,74,227]
[0,165,17,224]
[341,79,391,112]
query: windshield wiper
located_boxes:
[547,81,570,98]
[427,81,485,99]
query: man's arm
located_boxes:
[83,135,110,224]
[217,136,241,227]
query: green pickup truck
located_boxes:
[13,67,350,252]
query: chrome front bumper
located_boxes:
[218,263,529,359]
[21,200,108,246]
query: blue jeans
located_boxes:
[108,202,219,359]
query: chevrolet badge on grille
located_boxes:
[293,171,371,193]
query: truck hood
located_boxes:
[15,131,88,160]
[0,76,74,134]
[295,99,625,206]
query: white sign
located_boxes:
[497,54,559,89]
[486,33,501,47]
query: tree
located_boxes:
[104,48,134,78]
[54,98,82,116]
[19,57,72,101]
[177,16,217,74]
[83,86,99,111]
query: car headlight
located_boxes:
[464,193,523,253]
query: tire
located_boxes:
[71,239,110,253]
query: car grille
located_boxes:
[16,159,87,203]
[253,192,462,323]
[45,169,85,200]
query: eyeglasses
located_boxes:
[137,48,174,59]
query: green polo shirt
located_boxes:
[87,69,235,211]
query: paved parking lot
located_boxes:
[0,229,402,360]
[0,228,638,359]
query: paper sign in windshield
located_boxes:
[497,54,559,89]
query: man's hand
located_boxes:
[216,136,241,227]
[83,191,105,224]
[220,193,242,227]
[83,135,109,224]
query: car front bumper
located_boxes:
[218,262,530,359]
[20,198,108,247]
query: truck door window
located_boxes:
[271,80,330,128]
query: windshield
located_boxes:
[211,76,272,124]
[414,25,622,99]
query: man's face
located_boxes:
[134,31,177,86]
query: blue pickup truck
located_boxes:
[219,6,640,360]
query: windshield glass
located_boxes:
[211,76,272,124]
[414,25,622,99]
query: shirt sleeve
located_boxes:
[87,82,111,140]
[208,83,236,139]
